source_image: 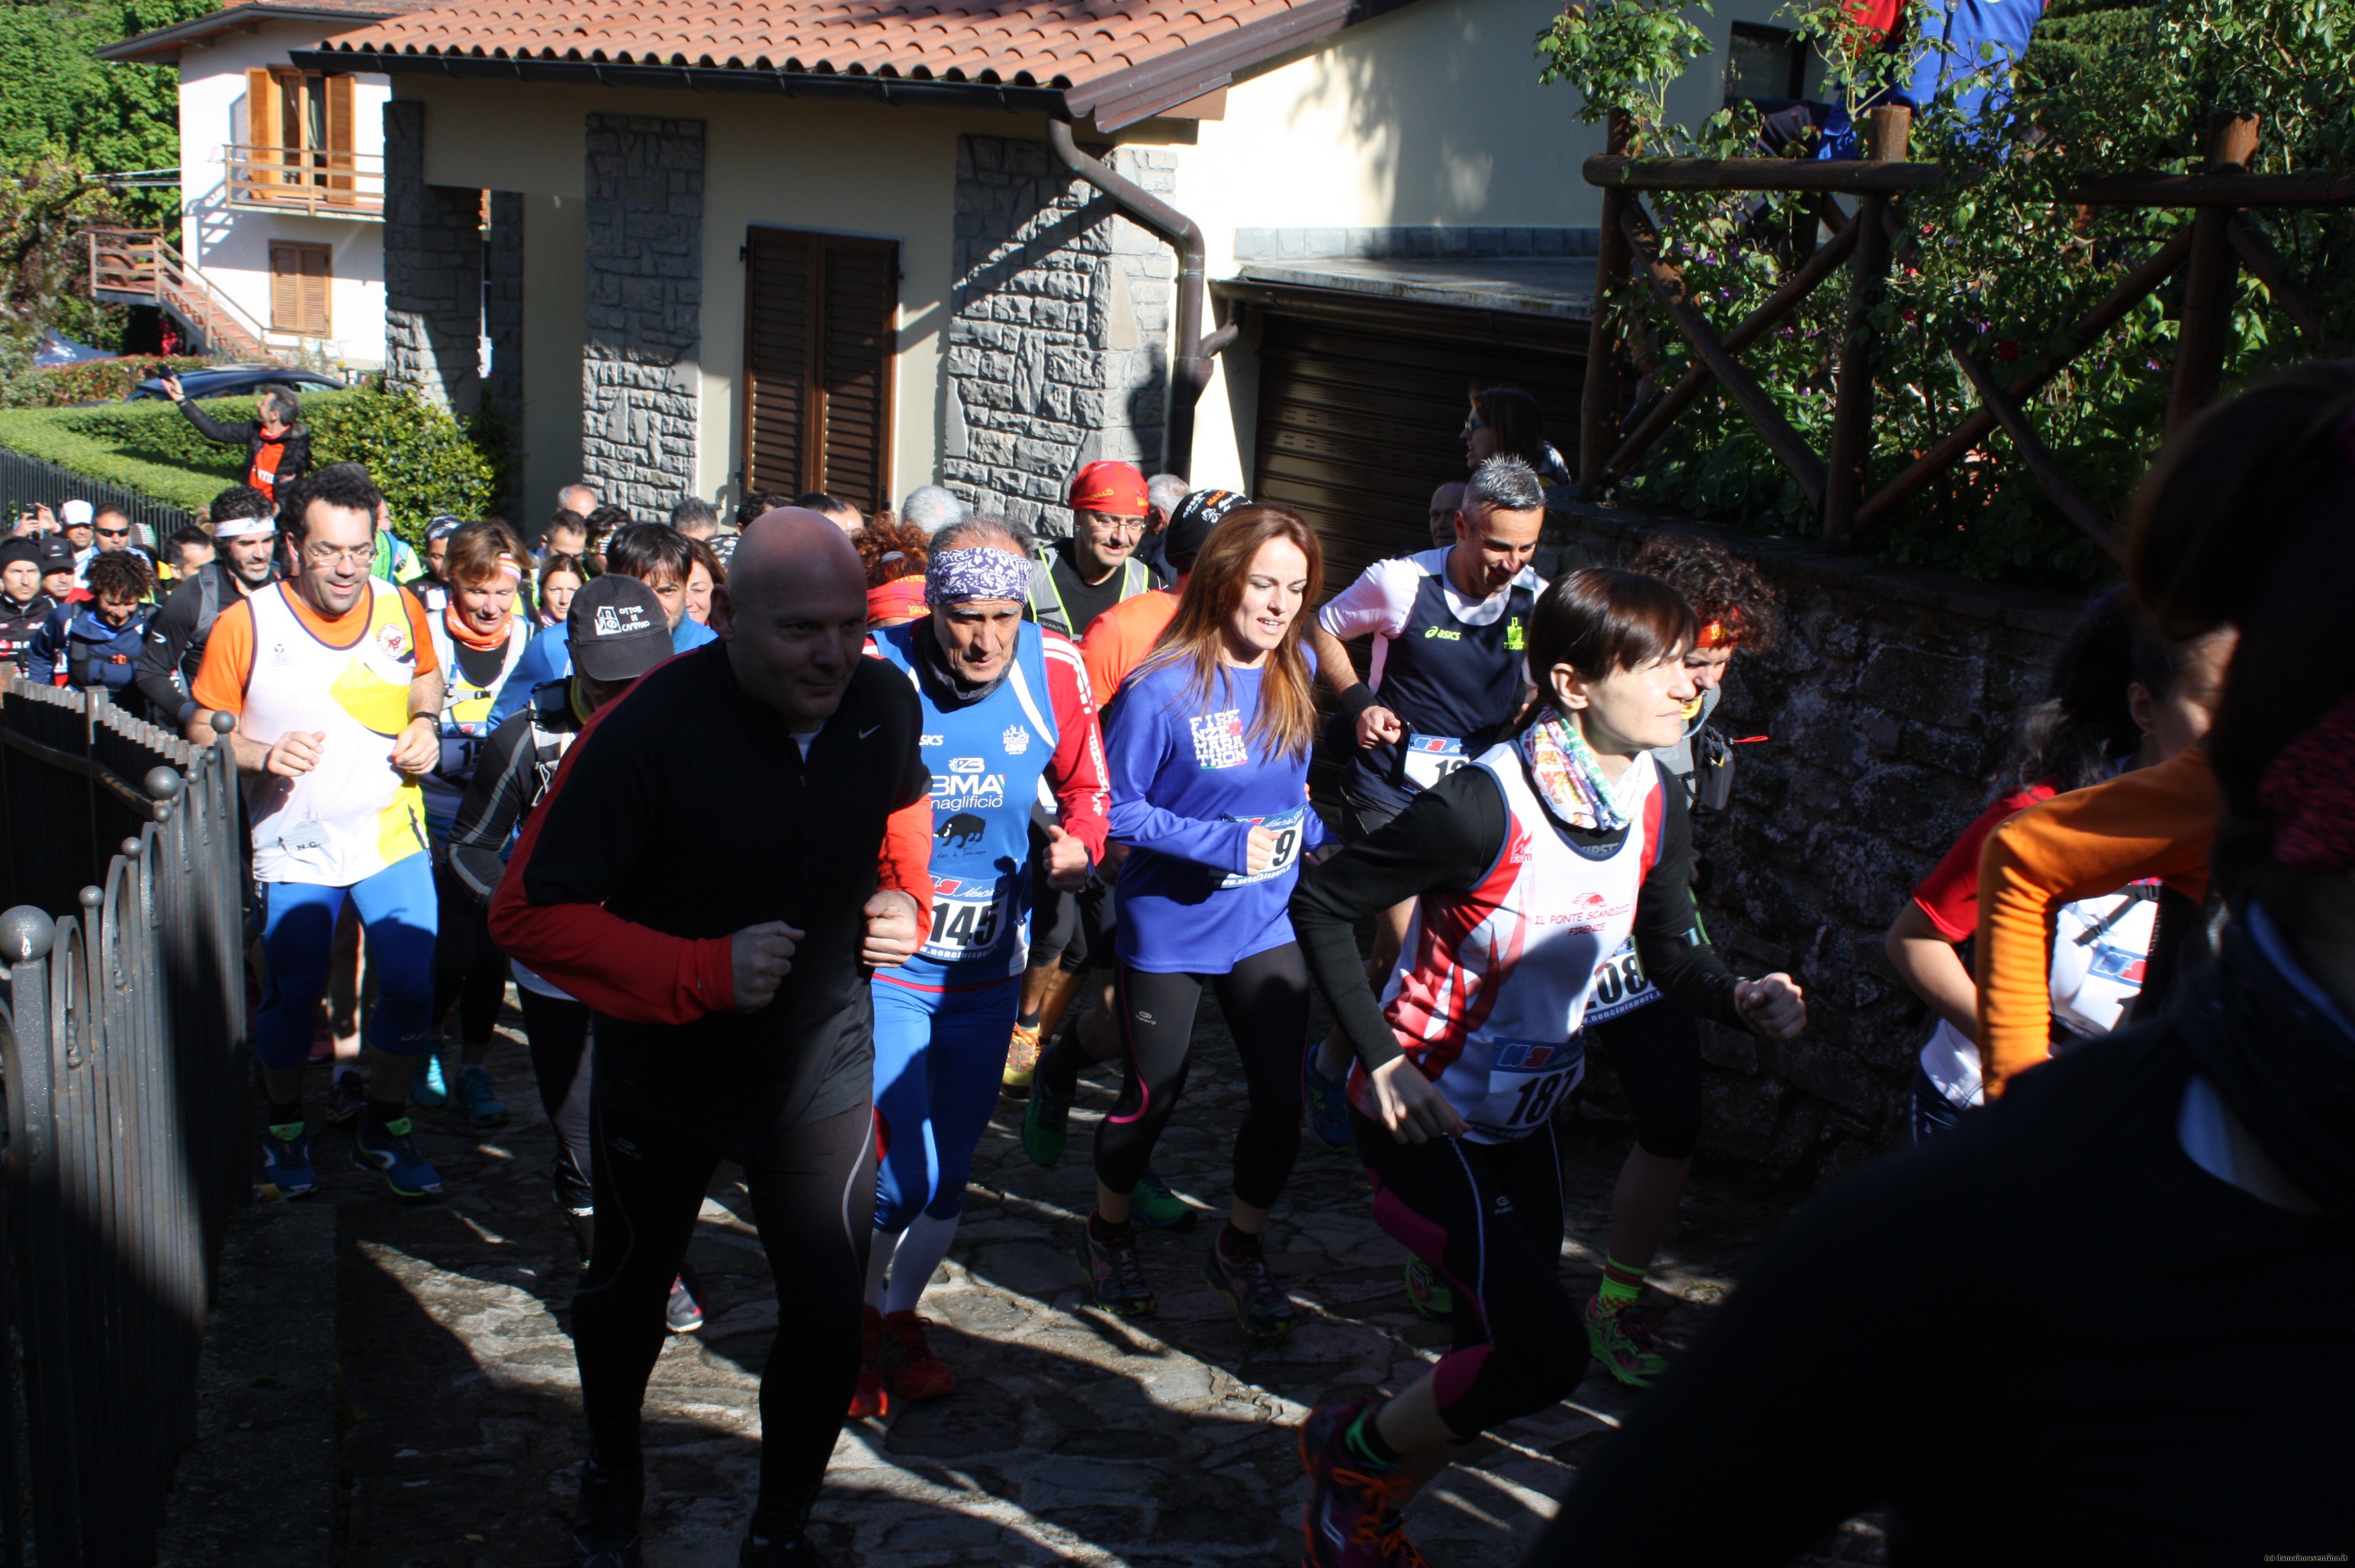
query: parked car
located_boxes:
[127,366,344,402]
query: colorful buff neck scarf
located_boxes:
[925,546,1033,609]
[1517,709,1631,833]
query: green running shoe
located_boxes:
[1583,1292,1670,1387]
[1129,1167,1197,1230]
[1403,1256,1453,1322]
[1023,1074,1072,1168]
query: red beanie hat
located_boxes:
[1069,461,1149,516]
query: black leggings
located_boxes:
[573,1096,875,1536]
[1354,1107,1585,1437]
[1093,945,1309,1212]
[1584,1001,1704,1161]
[517,988,593,1213]
[430,863,507,1049]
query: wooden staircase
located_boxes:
[88,229,280,363]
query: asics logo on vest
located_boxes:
[1422,625,1462,641]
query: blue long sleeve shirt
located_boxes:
[488,612,715,725]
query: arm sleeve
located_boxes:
[1101,703,1254,873]
[1632,783,1750,1031]
[872,714,937,902]
[1910,789,2042,943]
[1041,631,1111,861]
[489,634,561,725]
[1974,747,2218,1097]
[487,696,737,1023]
[1315,557,1415,642]
[24,609,65,685]
[1078,611,1128,708]
[1289,769,1508,1073]
[446,715,536,905]
[188,600,255,716]
[175,400,253,447]
[133,581,203,722]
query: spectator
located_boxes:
[59,500,95,579]
[34,538,78,606]
[160,374,312,504]
[536,552,586,629]
[793,490,862,534]
[0,537,53,671]
[1136,471,1189,586]
[28,549,155,708]
[89,505,156,583]
[670,496,721,540]
[10,500,58,538]
[488,521,716,725]
[1464,385,1571,487]
[856,516,930,627]
[134,488,281,726]
[583,505,632,574]
[557,482,598,518]
[683,536,723,627]
[734,490,794,531]
[164,524,216,581]
[541,508,590,564]
[898,484,967,538]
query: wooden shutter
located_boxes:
[740,227,898,513]
[324,75,354,194]
[243,68,277,200]
[270,243,332,336]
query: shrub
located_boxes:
[6,355,215,409]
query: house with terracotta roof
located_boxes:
[291,0,1807,570]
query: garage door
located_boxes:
[1249,309,1587,591]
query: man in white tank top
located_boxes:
[188,465,450,1203]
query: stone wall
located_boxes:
[381,101,483,416]
[1546,501,2089,1187]
[942,135,1178,536]
[581,114,703,519]
[482,190,525,519]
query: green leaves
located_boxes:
[1537,0,1717,130]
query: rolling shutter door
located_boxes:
[741,227,898,514]
[1251,312,1586,591]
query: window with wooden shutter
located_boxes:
[741,227,898,515]
[269,243,333,336]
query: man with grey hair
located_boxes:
[159,373,312,505]
[558,482,599,518]
[1136,472,1190,587]
[1297,452,1548,1160]
[898,484,968,538]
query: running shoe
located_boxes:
[409,1052,450,1109]
[353,1115,443,1199]
[1129,1167,1197,1230]
[570,1457,643,1568]
[1298,1402,1413,1568]
[324,1072,369,1126]
[1078,1219,1155,1317]
[1002,1019,1043,1098]
[848,1306,888,1419]
[738,1533,830,1566]
[1303,1049,1354,1151]
[1022,1073,1072,1168]
[666,1268,705,1334]
[1377,1518,1433,1568]
[567,1207,597,1268]
[261,1123,315,1199]
[879,1310,956,1402]
[1403,1257,1453,1322]
[457,1064,509,1130]
[1583,1292,1669,1387]
[1203,1232,1303,1341]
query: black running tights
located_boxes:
[430,863,506,1049]
[516,988,593,1213]
[1093,943,1309,1212]
[573,1097,875,1535]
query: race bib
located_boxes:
[1219,808,1306,889]
[1401,734,1468,791]
[1582,935,1661,1025]
[919,877,1014,964]
[1470,1035,1585,1136]
[438,731,482,779]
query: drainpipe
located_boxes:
[1047,120,1238,480]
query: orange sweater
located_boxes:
[1972,746,2217,1097]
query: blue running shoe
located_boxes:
[354,1114,444,1198]
[457,1065,508,1130]
[1304,1048,1353,1151]
[1130,1167,1197,1230]
[410,1052,449,1109]
[262,1121,316,1198]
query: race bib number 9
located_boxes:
[1219,808,1306,889]
[920,879,1012,964]
[1401,734,1467,792]
[1472,1036,1586,1135]
[1581,935,1660,1025]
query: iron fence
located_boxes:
[0,443,197,551]
[0,681,248,1567]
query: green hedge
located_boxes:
[7,355,217,409]
[0,387,500,544]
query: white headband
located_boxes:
[213,516,276,539]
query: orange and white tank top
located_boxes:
[240,581,429,886]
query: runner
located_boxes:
[1300,454,1547,1155]
[27,550,154,708]
[489,509,933,1568]
[133,484,278,725]
[185,464,447,1201]
[1425,481,1463,549]
[487,523,716,725]
[1570,533,1781,1384]
[536,553,586,630]
[419,520,536,1129]
[854,518,1110,1416]
[1287,566,1804,1567]
[1075,503,1328,1340]
[855,517,930,628]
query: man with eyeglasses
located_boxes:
[1024,461,1154,637]
[90,504,156,577]
[188,464,448,1204]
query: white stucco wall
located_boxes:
[174,20,387,367]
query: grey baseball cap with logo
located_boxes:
[567,574,673,683]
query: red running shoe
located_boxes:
[1298,1402,1414,1568]
[847,1306,889,1419]
[881,1310,957,1402]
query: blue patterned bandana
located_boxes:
[925,546,1033,608]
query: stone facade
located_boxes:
[943,135,1178,536]
[381,100,484,416]
[482,190,525,519]
[1546,501,2087,1187]
[581,114,703,519]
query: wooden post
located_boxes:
[1823,106,1908,548]
[1579,110,1636,496]
[2166,113,2260,435]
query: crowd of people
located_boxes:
[10,365,2344,1566]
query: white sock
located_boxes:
[864,1226,899,1312]
[882,1212,961,1316]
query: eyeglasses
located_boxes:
[1463,415,1489,432]
[96,528,131,540]
[1079,512,1146,537]
[302,542,373,567]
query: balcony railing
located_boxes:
[223,143,383,219]
[88,227,279,362]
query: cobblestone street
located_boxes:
[310,994,1880,1567]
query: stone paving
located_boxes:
[312,991,1887,1567]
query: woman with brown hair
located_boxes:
[1076,504,1327,1340]
[1464,385,1571,487]
[856,516,930,627]
[535,551,585,630]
